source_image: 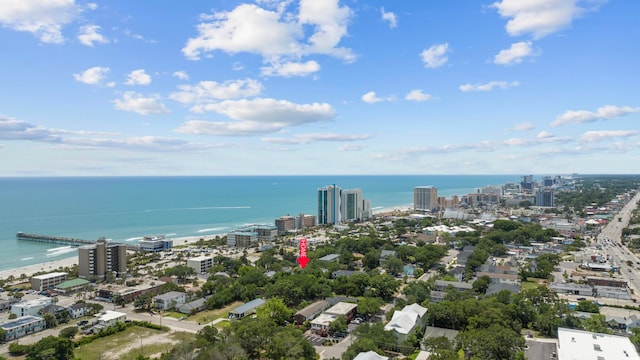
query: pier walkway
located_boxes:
[16,232,139,251]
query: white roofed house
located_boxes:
[384,303,428,344]
[153,291,187,311]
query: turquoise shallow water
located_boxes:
[0,175,521,271]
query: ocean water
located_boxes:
[0,175,521,272]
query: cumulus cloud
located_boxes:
[459,80,519,92]
[175,98,335,136]
[494,41,535,65]
[261,60,320,77]
[73,66,110,85]
[0,0,80,43]
[0,115,61,142]
[170,79,263,106]
[381,7,397,28]
[552,105,640,127]
[125,69,152,86]
[172,71,189,80]
[339,144,363,151]
[511,122,535,131]
[77,24,108,46]
[405,89,432,102]
[420,43,449,68]
[182,1,354,63]
[262,132,372,144]
[504,131,571,146]
[0,115,214,152]
[581,130,638,142]
[113,92,170,115]
[361,91,384,104]
[491,0,604,39]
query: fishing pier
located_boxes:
[16,232,139,251]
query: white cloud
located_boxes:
[420,43,449,68]
[0,115,61,141]
[581,130,638,142]
[361,91,384,104]
[194,98,334,122]
[125,69,152,86]
[494,41,534,65]
[113,92,170,115]
[491,0,604,39]
[73,66,110,85]
[262,132,372,144]
[172,71,189,80]
[86,3,98,10]
[552,105,640,127]
[176,98,335,136]
[405,89,432,102]
[77,24,108,47]
[182,1,354,63]
[339,144,363,151]
[261,60,320,77]
[170,79,263,106]
[0,0,80,43]
[511,122,535,131]
[459,80,519,92]
[381,7,397,28]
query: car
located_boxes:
[577,297,586,301]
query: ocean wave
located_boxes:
[21,257,34,261]
[371,206,384,210]
[47,246,71,252]
[125,236,144,242]
[144,206,250,212]
[46,247,77,257]
[165,233,177,236]
[197,227,228,233]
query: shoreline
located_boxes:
[0,203,416,281]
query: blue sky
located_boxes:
[0,0,638,176]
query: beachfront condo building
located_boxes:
[414,186,438,212]
[30,272,68,291]
[187,255,213,274]
[318,184,341,225]
[275,215,296,235]
[78,239,127,280]
[318,185,371,224]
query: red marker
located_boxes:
[297,237,309,269]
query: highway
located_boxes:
[597,191,640,297]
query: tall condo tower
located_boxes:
[414,186,438,212]
[318,184,342,225]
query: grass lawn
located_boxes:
[189,301,242,324]
[74,326,187,360]
[215,319,231,329]
[521,278,547,290]
[163,311,185,319]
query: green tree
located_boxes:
[329,315,348,335]
[575,300,600,313]
[458,324,525,360]
[383,256,405,276]
[256,297,293,326]
[358,297,383,318]
[58,326,78,339]
[0,327,6,343]
[26,336,74,360]
[472,275,491,295]
[43,313,57,329]
[584,314,612,334]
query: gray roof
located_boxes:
[486,282,521,295]
[230,298,265,315]
[319,254,340,261]
[295,300,329,318]
[1,316,44,330]
[380,250,397,258]
[179,297,207,310]
[353,351,389,360]
[153,291,185,301]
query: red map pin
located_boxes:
[297,237,309,269]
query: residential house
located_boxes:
[178,297,208,315]
[38,304,69,323]
[325,302,358,322]
[319,254,340,262]
[434,280,473,292]
[228,298,265,320]
[11,297,54,317]
[384,303,428,343]
[54,278,90,294]
[153,291,187,310]
[0,298,19,312]
[0,316,46,341]
[311,313,338,336]
[353,351,389,360]
[294,300,329,325]
[66,303,88,319]
[95,310,126,329]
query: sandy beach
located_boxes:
[0,204,414,282]
[0,234,212,282]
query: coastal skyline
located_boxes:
[1,1,639,176]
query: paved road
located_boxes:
[597,191,640,296]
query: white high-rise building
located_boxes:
[318,185,372,224]
[318,185,341,225]
[341,188,371,222]
[414,186,438,212]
